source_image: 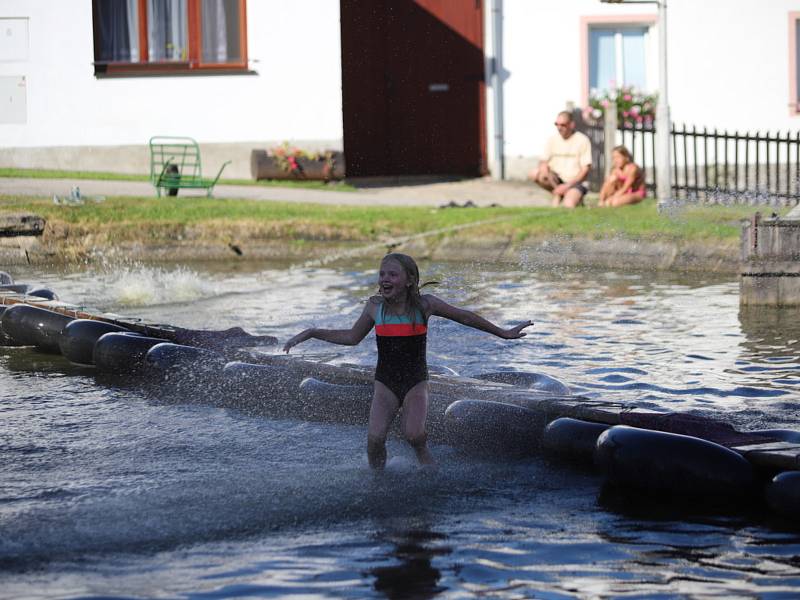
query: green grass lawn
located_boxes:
[0,168,356,192]
[0,194,773,245]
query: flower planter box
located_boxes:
[250,150,345,181]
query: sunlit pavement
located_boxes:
[0,176,552,208]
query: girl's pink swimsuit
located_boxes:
[618,173,646,198]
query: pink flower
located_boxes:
[623,110,630,117]
[623,94,632,101]
[601,99,610,108]
[636,115,643,123]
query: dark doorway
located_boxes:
[340,0,487,177]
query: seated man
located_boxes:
[529,111,592,208]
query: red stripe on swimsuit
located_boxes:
[375,322,428,337]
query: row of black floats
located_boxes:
[0,274,376,425]
[2,272,798,523]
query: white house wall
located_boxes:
[495,0,800,180]
[3,1,799,181]
[0,0,343,177]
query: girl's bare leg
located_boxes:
[609,192,644,207]
[367,381,399,470]
[598,180,614,205]
[400,381,435,466]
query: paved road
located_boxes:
[0,176,552,208]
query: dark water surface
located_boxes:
[1,260,799,599]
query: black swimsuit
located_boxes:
[374,302,429,404]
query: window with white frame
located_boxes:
[794,16,800,113]
[589,26,650,94]
[92,0,248,76]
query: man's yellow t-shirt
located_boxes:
[542,131,592,182]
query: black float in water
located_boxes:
[0,284,57,299]
[543,417,609,465]
[475,371,571,395]
[297,377,373,423]
[594,425,755,499]
[0,304,74,352]
[27,288,59,301]
[59,319,132,366]
[93,332,165,374]
[222,360,297,394]
[0,284,31,295]
[750,429,800,444]
[765,471,800,519]
[0,306,25,346]
[145,342,227,377]
[444,399,543,457]
[220,361,301,413]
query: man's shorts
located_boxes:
[553,174,588,197]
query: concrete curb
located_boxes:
[0,232,740,274]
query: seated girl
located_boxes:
[598,145,646,207]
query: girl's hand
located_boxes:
[283,328,313,353]
[502,320,533,339]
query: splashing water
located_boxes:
[106,265,217,307]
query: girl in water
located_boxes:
[283,253,532,469]
[598,145,647,207]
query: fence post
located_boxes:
[604,101,618,178]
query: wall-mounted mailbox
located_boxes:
[0,18,29,62]
[0,76,27,124]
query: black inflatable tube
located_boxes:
[443,399,543,457]
[220,361,305,415]
[0,304,74,352]
[0,306,25,346]
[0,284,30,294]
[297,377,373,424]
[27,288,59,301]
[222,360,297,392]
[594,425,755,499]
[59,319,132,366]
[750,429,800,444]
[93,332,165,374]
[144,343,227,389]
[0,271,12,285]
[475,371,571,395]
[543,417,609,465]
[765,471,800,519]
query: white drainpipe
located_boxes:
[491,0,505,180]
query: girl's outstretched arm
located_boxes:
[426,295,532,339]
[283,300,375,353]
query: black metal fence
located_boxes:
[580,120,800,205]
[671,125,800,205]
